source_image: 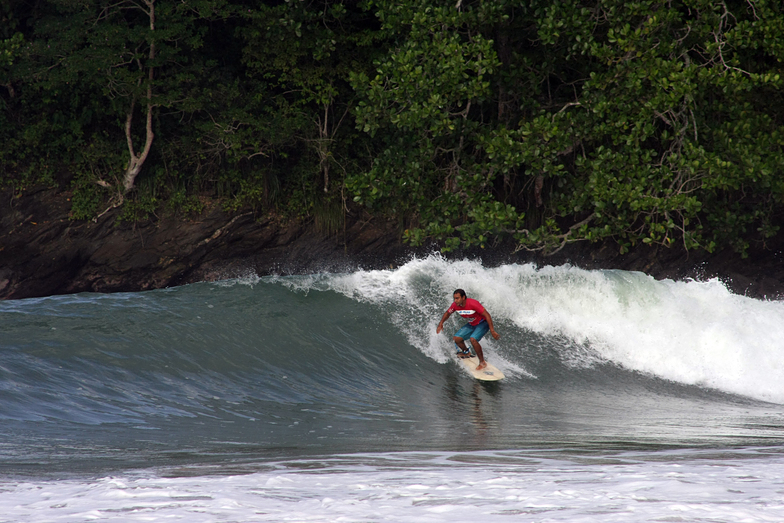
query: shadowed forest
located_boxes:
[2,0,784,256]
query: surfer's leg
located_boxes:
[454,337,470,356]
[453,325,474,356]
[469,321,490,369]
[470,339,486,369]
[454,336,471,356]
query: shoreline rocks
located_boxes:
[2,187,783,300]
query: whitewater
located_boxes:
[1,256,782,522]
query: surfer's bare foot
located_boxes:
[476,361,487,370]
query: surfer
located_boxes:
[436,289,500,371]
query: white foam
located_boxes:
[512,267,784,404]
[213,271,262,288]
[2,449,783,522]
[277,255,784,403]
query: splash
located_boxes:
[214,270,262,288]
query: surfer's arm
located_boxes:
[481,310,500,339]
[436,310,453,334]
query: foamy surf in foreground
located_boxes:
[2,448,783,523]
[276,255,784,404]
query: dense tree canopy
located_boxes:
[2,0,784,255]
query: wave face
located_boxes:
[1,256,783,473]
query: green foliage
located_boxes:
[0,33,23,68]
[527,0,784,255]
[2,0,784,259]
[166,189,205,217]
[118,183,159,222]
[3,0,232,193]
[223,174,266,213]
[350,0,784,255]
[313,195,345,236]
[349,0,513,250]
[69,181,104,221]
[118,194,159,222]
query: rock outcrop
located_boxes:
[2,186,784,300]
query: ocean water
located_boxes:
[1,255,783,522]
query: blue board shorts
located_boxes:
[454,319,490,349]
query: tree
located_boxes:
[14,0,228,196]
[506,0,784,254]
[350,0,784,255]
[235,0,384,221]
[349,0,509,250]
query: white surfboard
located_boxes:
[456,355,505,381]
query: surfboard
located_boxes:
[456,354,505,381]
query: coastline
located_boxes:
[2,186,783,300]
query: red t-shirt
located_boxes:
[448,298,486,326]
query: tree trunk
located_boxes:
[318,102,330,193]
[122,0,156,193]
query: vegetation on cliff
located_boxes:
[2,0,784,256]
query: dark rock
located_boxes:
[2,186,784,300]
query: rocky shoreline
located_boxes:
[2,186,784,300]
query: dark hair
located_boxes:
[453,289,466,297]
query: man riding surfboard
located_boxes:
[436,289,500,371]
